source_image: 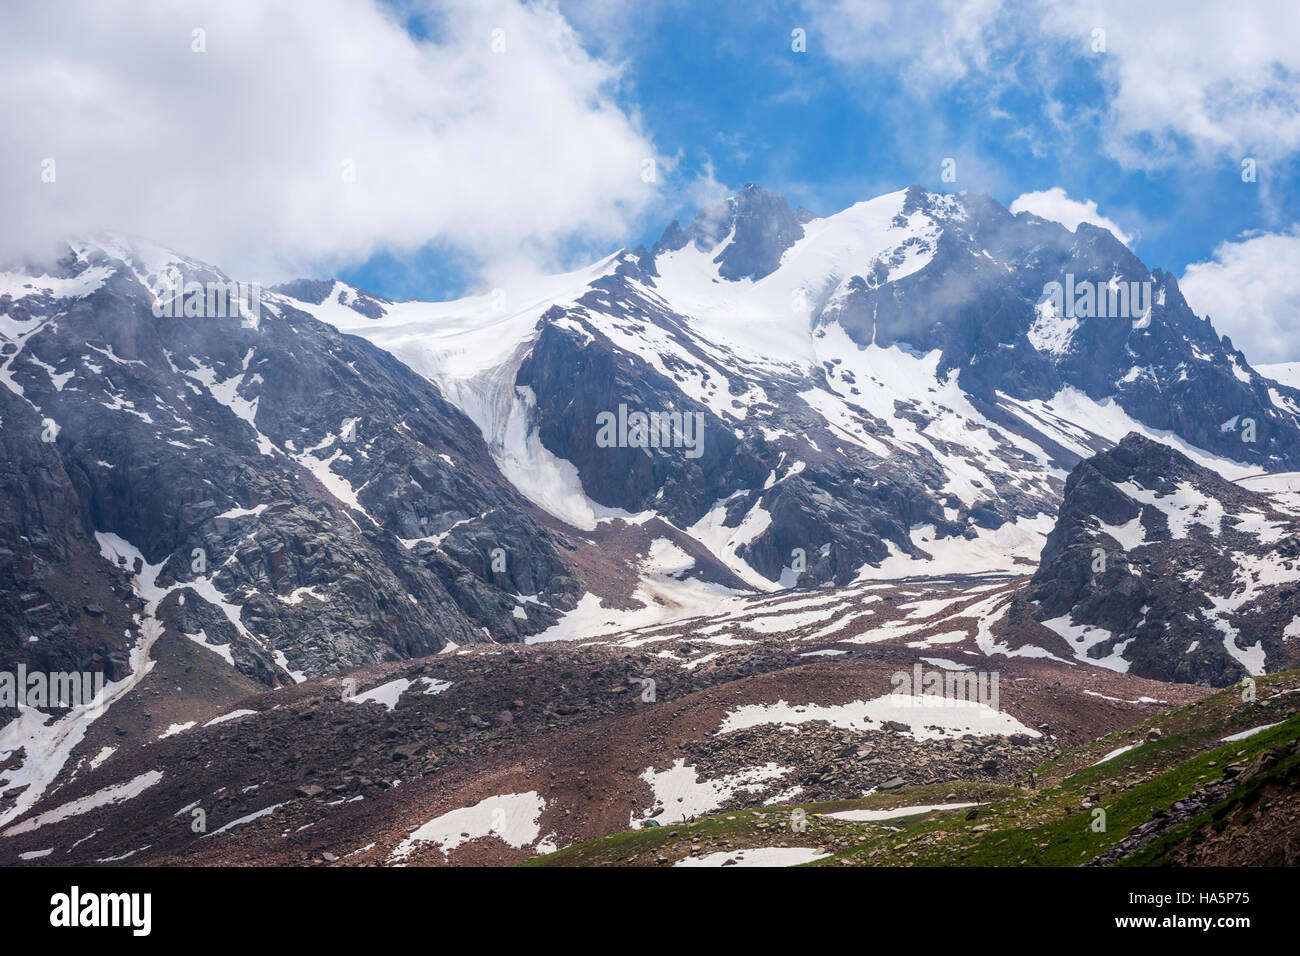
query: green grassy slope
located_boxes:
[526,671,1300,867]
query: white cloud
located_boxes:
[806,0,1300,169]
[1038,1,1300,169]
[1009,187,1132,244]
[553,0,648,57]
[806,0,1008,90]
[0,0,660,281]
[1180,229,1300,365]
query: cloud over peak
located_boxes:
[1010,187,1133,244]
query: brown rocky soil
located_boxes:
[0,575,1211,867]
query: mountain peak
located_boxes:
[651,183,806,281]
[271,278,390,319]
[1022,431,1299,684]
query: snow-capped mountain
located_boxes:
[1,235,584,691]
[4,183,1299,698]
[4,193,1300,861]
[284,184,1300,592]
[1005,434,1300,685]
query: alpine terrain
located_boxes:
[3,184,1299,868]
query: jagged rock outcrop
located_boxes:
[0,238,582,686]
[1016,433,1300,685]
[285,185,1300,591]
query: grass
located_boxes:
[524,671,1300,867]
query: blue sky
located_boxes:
[341,0,1300,361]
[4,0,1299,361]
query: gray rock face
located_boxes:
[652,184,807,281]
[6,183,1300,691]
[269,279,389,319]
[510,185,1300,588]
[709,184,808,281]
[0,239,580,686]
[1019,433,1300,685]
[515,276,970,585]
[819,187,1298,468]
[0,382,136,680]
